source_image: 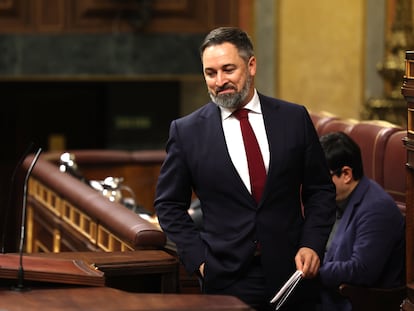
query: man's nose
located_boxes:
[215,72,227,87]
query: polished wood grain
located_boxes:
[0,286,254,310]
[0,253,104,286]
[401,50,414,311]
[28,250,179,293]
[0,0,240,33]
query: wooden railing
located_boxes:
[20,154,166,253]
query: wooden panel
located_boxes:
[401,50,414,311]
[0,0,29,30]
[0,253,105,286]
[33,0,65,32]
[26,179,136,253]
[0,0,240,33]
[28,198,96,253]
[30,250,179,293]
[68,0,238,33]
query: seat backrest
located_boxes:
[339,283,406,311]
[309,110,340,135]
[317,118,358,137]
[383,130,407,214]
[346,121,402,186]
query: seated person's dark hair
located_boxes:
[319,131,364,180]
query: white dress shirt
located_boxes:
[220,89,270,193]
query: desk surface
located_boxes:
[0,286,253,311]
[1,250,179,292]
[28,250,178,275]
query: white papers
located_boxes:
[270,270,303,310]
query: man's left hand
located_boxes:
[294,247,320,278]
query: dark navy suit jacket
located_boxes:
[319,176,405,311]
[155,93,336,301]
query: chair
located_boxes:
[317,118,358,136]
[383,130,407,215]
[309,110,339,135]
[338,283,406,311]
[346,120,402,186]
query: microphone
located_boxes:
[1,142,35,253]
[12,147,42,292]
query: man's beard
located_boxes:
[209,75,252,109]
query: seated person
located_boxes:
[318,131,405,311]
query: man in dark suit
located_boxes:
[154,27,336,311]
[318,132,405,311]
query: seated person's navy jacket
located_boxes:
[319,176,405,311]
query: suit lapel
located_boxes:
[325,178,369,259]
[259,95,283,203]
[200,103,254,202]
[336,178,368,233]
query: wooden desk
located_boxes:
[0,286,253,310]
[31,250,179,293]
[1,250,179,293]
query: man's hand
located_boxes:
[294,247,320,278]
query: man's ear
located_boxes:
[342,166,354,183]
[248,56,256,75]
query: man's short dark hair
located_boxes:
[199,27,254,62]
[319,131,364,180]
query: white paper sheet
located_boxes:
[270,270,303,310]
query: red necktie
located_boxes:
[233,108,266,203]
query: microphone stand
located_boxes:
[1,142,34,254]
[12,147,42,292]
